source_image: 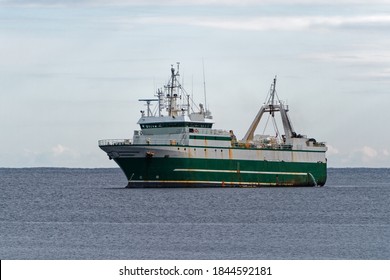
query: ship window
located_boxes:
[140,122,212,129]
[190,123,212,128]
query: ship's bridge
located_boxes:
[137,115,213,135]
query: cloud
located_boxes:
[327,144,339,156]
[4,1,390,33]
[115,14,390,32]
[196,15,390,31]
[328,145,390,167]
[361,146,378,159]
[2,145,81,167]
[3,0,390,7]
[51,144,80,158]
[301,50,390,83]
[0,144,107,167]
[357,146,390,165]
[303,50,390,64]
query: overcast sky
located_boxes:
[1,0,390,168]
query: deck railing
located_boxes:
[98,139,184,146]
[98,139,132,146]
[99,138,327,152]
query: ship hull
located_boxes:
[100,144,327,187]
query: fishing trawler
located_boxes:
[99,63,327,187]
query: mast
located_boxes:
[168,65,175,116]
[138,63,212,120]
[167,62,181,117]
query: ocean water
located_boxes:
[0,168,389,260]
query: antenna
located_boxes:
[202,58,207,112]
[191,75,194,113]
[156,88,164,117]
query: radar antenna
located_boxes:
[138,99,159,117]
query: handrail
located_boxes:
[99,138,295,149]
[98,139,132,146]
[98,139,183,146]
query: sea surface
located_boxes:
[0,168,389,260]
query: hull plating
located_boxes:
[105,148,327,187]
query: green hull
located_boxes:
[114,157,327,188]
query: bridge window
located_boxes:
[140,122,212,129]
